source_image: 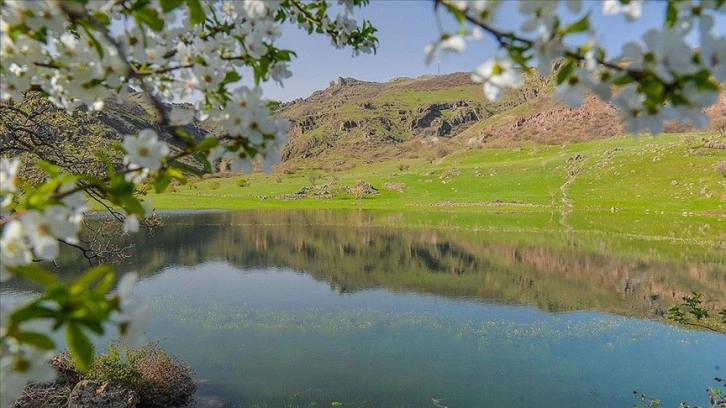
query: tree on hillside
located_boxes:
[0,0,724,405]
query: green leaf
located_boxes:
[10,265,60,287]
[118,194,145,216]
[160,0,184,13]
[154,171,172,193]
[562,14,590,35]
[507,45,531,69]
[132,7,164,32]
[82,321,105,335]
[196,137,219,152]
[665,1,677,28]
[10,304,57,324]
[14,331,56,350]
[185,0,206,24]
[91,11,111,27]
[556,60,576,85]
[109,176,135,198]
[36,160,60,177]
[221,71,241,86]
[81,23,104,58]
[641,80,665,101]
[66,324,94,372]
[91,271,116,296]
[611,74,634,86]
[167,167,187,184]
[130,0,152,11]
[174,127,195,145]
[7,22,26,41]
[71,265,114,295]
[441,2,466,23]
[196,153,213,172]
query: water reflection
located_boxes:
[48,209,726,318]
[3,209,724,407]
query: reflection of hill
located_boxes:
[21,210,725,318]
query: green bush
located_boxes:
[208,181,221,190]
[237,178,249,187]
[64,342,196,408]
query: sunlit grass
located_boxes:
[148,132,725,243]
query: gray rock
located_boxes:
[67,380,139,408]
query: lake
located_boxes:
[3,209,725,407]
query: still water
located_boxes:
[4,210,725,407]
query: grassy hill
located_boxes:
[274,71,724,171]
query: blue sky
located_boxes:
[260,1,726,102]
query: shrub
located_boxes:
[343,180,379,199]
[208,181,221,190]
[712,116,726,136]
[308,174,322,186]
[275,162,299,174]
[237,178,249,187]
[717,161,726,178]
[65,342,196,408]
[397,163,410,172]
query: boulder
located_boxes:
[434,119,452,137]
[411,105,441,130]
[339,120,358,131]
[67,381,139,408]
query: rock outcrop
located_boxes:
[410,101,481,137]
[67,381,139,408]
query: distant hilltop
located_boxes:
[274,71,725,168]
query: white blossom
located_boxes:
[613,85,663,134]
[0,342,55,408]
[702,32,726,81]
[471,56,523,101]
[0,220,32,281]
[242,0,280,20]
[554,68,589,107]
[269,63,292,86]
[602,0,643,21]
[169,107,195,126]
[0,65,32,102]
[19,210,59,259]
[123,214,140,233]
[122,129,169,171]
[124,165,150,184]
[114,272,150,348]
[518,0,558,36]
[424,28,482,65]
[0,158,20,207]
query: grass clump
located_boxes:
[85,342,195,407]
[21,342,196,408]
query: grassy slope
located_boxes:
[148,132,725,242]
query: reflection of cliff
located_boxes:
[35,210,726,318]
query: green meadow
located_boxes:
[149,132,725,243]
